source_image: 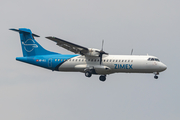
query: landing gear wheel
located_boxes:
[99,75,106,82]
[85,71,92,77]
[154,76,158,79]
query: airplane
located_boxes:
[10,28,167,81]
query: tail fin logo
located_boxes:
[22,39,38,52]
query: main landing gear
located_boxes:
[85,71,92,77]
[84,71,106,82]
[99,75,106,82]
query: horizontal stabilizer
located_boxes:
[9,28,40,37]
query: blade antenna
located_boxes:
[131,49,133,55]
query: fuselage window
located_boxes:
[116,60,118,62]
[128,60,130,62]
[79,59,81,61]
[61,59,63,61]
[97,59,99,62]
[76,59,78,61]
[82,59,84,62]
[107,60,108,62]
[55,59,57,61]
[131,60,133,62]
[110,60,111,62]
[119,60,121,62]
[125,60,127,62]
[58,59,60,61]
[122,60,124,62]
[113,60,115,62]
[104,60,106,62]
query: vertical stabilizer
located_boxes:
[10,28,58,57]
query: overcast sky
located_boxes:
[0,0,180,120]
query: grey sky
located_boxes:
[0,0,180,120]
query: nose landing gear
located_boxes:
[154,75,158,79]
[154,72,159,79]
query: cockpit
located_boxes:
[147,58,160,62]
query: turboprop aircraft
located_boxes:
[10,28,167,81]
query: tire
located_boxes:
[99,76,106,81]
[85,71,92,77]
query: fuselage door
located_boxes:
[48,58,52,67]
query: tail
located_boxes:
[10,28,58,57]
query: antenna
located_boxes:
[131,49,133,55]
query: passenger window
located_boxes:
[122,60,124,62]
[125,60,127,62]
[58,59,60,61]
[104,60,105,62]
[131,60,133,62]
[55,59,57,61]
[119,60,121,62]
[128,60,130,62]
[110,60,111,62]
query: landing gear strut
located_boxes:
[99,75,106,82]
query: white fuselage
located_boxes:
[58,55,167,75]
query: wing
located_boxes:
[46,36,89,55]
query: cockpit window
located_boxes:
[155,58,160,62]
[151,58,154,61]
[147,58,160,62]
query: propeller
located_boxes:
[96,40,108,65]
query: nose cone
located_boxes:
[160,63,167,71]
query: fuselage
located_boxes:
[16,54,167,75]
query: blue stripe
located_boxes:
[16,54,79,70]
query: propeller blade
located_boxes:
[101,40,104,51]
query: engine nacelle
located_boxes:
[86,48,100,56]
